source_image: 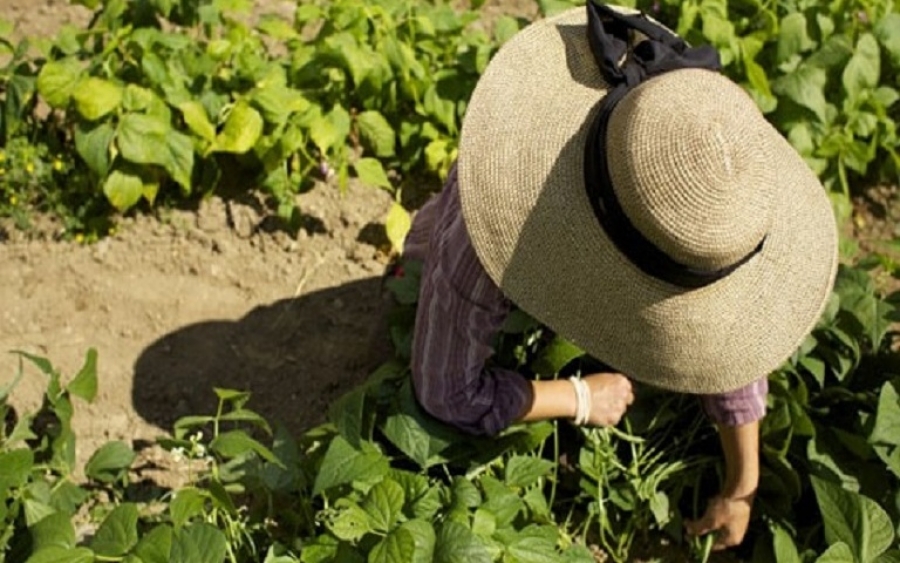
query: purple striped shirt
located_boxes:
[405,165,767,435]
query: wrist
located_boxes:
[569,377,592,425]
[721,467,759,500]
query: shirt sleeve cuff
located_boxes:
[699,377,769,426]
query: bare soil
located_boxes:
[1,180,402,483]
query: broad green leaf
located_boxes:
[37,58,82,108]
[399,520,436,563]
[369,527,416,563]
[494,15,520,44]
[773,65,828,122]
[481,476,525,527]
[816,542,854,562]
[354,158,391,189]
[213,388,251,404]
[812,476,894,562]
[133,525,173,563]
[117,113,194,191]
[24,499,56,527]
[329,503,372,541]
[74,121,114,177]
[357,110,395,158]
[329,384,367,447]
[117,113,169,164]
[875,551,900,563]
[48,481,88,515]
[380,381,459,469]
[215,101,263,153]
[874,14,900,68]
[385,202,410,255]
[72,77,122,121]
[842,34,880,101]
[448,478,480,510]
[649,491,669,526]
[531,336,584,376]
[218,408,271,433]
[257,14,297,39]
[170,523,227,563]
[13,350,57,378]
[362,478,405,532]
[873,87,899,110]
[122,84,155,112]
[29,512,75,551]
[299,535,339,563]
[837,284,893,347]
[504,525,560,563]
[164,130,194,192]
[85,441,136,483]
[0,448,34,489]
[91,503,139,557]
[210,430,280,465]
[777,13,816,65]
[561,545,596,563]
[68,348,97,402]
[25,547,94,563]
[471,508,496,539]
[772,522,802,563]
[806,35,853,70]
[252,85,309,125]
[179,101,216,142]
[312,436,389,495]
[309,114,340,154]
[870,380,900,447]
[104,169,144,212]
[433,521,491,563]
[505,455,554,488]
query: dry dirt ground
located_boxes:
[0,0,414,483]
[0,0,537,484]
[1,180,403,481]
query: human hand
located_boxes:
[684,493,754,550]
[581,372,634,426]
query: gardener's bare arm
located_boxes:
[517,373,634,426]
[685,420,759,550]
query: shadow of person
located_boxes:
[131,276,394,435]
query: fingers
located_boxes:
[684,516,716,538]
[582,373,634,426]
[685,496,751,551]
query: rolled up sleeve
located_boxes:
[409,168,533,436]
[699,377,768,426]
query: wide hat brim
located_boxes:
[458,7,838,394]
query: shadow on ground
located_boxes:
[132,276,395,434]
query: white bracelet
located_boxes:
[569,376,592,425]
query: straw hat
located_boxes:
[457,5,838,394]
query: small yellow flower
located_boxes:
[75,233,84,244]
[53,160,63,171]
[9,195,17,205]
[25,162,34,174]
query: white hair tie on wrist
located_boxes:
[569,376,592,426]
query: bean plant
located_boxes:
[2,259,899,563]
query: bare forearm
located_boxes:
[516,379,576,422]
[718,420,760,498]
[515,374,633,426]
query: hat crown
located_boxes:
[606,69,774,271]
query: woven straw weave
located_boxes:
[458,7,838,393]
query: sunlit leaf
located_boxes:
[37,58,81,108]
[91,503,139,557]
